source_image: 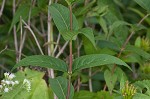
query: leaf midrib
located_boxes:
[52,6,69,31]
[56,79,66,99]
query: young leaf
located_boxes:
[12,55,68,72]
[104,70,117,94]
[48,3,79,33]
[72,54,132,72]
[135,37,141,47]
[134,0,150,12]
[49,77,74,99]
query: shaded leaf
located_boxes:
[12,55,68,72]
[78,28,96,47]
[109,21,130,37]
[98,17,108,35]
[49,77,74,99]
[104,70,117,93]
[125,45,150,60]
[94,91,114,99]
[134,0,150,12]
[73,91,96,99]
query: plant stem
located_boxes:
[89,68,93,92]
[0,0,6,18]
[22,19,44,55]
[48,0,55,79]
[66,5,73,99]
[13,0,19,63]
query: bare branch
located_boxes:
[0,0,6,18]
[22,19,44,55]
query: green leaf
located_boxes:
[61,30,78,41]
[134,0,150,12]
[37,0,47,8]
[48,3,79,33]
[9,4,40,32]
[72,54,132,72]
[12,55,68,72]
[97,40,120,51]
[104,70,117,94]
[133,93,150,99]
[97,0,129,42]
[65,0,79,5]
[125,45,150,60]
[78,28,96,47]
[129,7,150,25]
[82,36,97,54]
[62,28,96,48]
[120,74,126,90]
[135,37,141,47]
[95,91,114,99]
[98,17,108,35]
[109,21,130,37]
[49,77,74,99]
[73,91,96,99]
[1,69,50,99]
[134,80,150,96]
[75,0,96,16]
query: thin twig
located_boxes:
[76,38,82,91]
[55,42,69,58]
[22,19,44,55]
[31,23,45,37]
[13,0,19,63]
[40,14,46,35]
[28,0,35,26]
[0,45,7,54]
[52,33,61,56]
[18,17,26,61]
[0,0,6,18]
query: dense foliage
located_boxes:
[1,0,150,99]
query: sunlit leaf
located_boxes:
[72,54,132,72]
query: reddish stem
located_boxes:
[66,5,73,99]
